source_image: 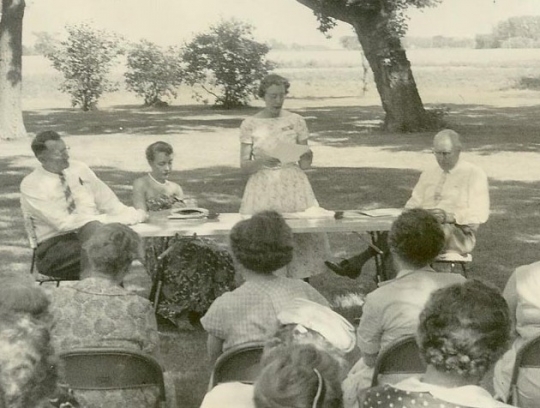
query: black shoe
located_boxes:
[325,260,359,279]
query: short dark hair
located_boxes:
[257,74,290,98]
[229,210,293,274]
[31,131,61,157]
[145,141,174,163]
[418,280,511,378]
[388,208,445,267]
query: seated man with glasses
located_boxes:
[326,129,489,279]
[20,130,148,280]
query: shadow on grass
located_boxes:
[24,103,540,155]
[23,104,258,137]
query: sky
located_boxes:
[24,0,540,48]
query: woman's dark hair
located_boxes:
[388,208,445,267]
[83,223,141,276]
[418,279,511,379]
[145,141,174,163]
[229,210,293,274]
[254,344,342,408]
[257,74,290,98]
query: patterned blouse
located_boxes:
[49,277,159,356]
[48,277,161,408]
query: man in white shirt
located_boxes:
[20,130,147,279]
[326,129,489,279]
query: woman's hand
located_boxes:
[298,149,313,170]
[256,151,281,168]
[240,143,281,174]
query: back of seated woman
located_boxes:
[48,223,161,407]
[201,299,355,408]
[359,280,514,408]
[201,210,329,363]
[49,223,159,355]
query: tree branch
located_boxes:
[295,0,355,24]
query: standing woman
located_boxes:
[133,141,235,329]
[239,74,329,279]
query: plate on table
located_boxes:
[168,207,209,220]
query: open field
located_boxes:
[3,48,540,406]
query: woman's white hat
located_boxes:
[277,298,356,353]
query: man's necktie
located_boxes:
[433,171,448,204]
[59,172,76,214]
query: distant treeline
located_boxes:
[342,15,540,50]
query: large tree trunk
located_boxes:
[0,0,26,140]
[295,0,434,132]
[351,13,428,132]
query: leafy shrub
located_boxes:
[46,23,123,111]
[182,19,275,108]
[124,40,183,107]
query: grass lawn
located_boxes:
[2,49,540,406]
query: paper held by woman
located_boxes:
[267,142,310,164]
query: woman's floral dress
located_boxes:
[145,194,236,323]
[239,111,330,279]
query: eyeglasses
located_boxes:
[432,150,453,157]
[312,369,325,408]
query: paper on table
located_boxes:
[281,206,335,219]
[357,208,403,217]
[267,142,309,164]
[343,208,403,218]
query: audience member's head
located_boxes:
[229,211,293,274]
[432,129,462,172]
[388,208,445,268]
[254,344,343,408]
[83,223,141,281]
[0,277,51,325]
[257,74,290,98]
[418,279,511,381]
[0,313,60,408]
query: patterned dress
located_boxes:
[144,195,236,323]
[48,277,160,408]
[239,111,329,279]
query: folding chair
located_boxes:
[208,341,265,391]
[20,205,65,286]
[371,335,426,387]
[59,348,166,406]
[508,335,540,406]
[432,252,472,277]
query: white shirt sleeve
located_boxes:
[454,165,489,225]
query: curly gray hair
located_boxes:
[418,280,511,378]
